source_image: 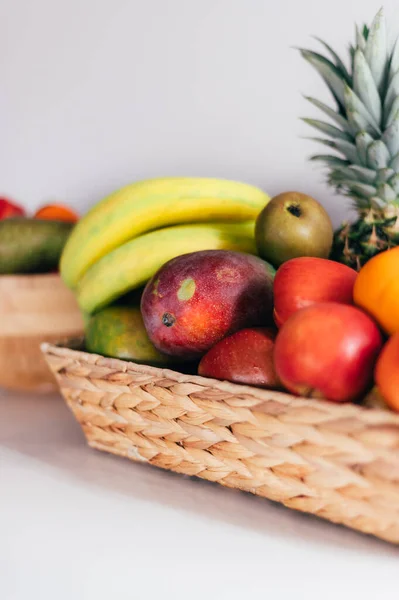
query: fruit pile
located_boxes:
[58,177,399,415]
[0,198,78,274]
[3,9,398,414]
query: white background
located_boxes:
[2,2,399,598]
[1,391,398,600]
[3,0,399,225]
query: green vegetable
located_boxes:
[0,218,74,274]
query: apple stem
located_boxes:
[287,204,302,217]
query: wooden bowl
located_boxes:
[0,274,84,392]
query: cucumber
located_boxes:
[0,218,74,274]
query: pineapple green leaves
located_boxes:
[390,152,399,171]
[389,37,399,80]
[368,140,390,169]
[300,7,399,269]
[355,27,366,52]
[301,118,352,141]
[311,37,351,84]
[300,7,399,197]
[303,96,353,132]
[344,85,381,136]
[385,72,399,118]
[364,7,386,92]
[382,110,399,156]
[355,131,374,165]
[299,50,347,109]
[353,48,382,124]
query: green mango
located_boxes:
[85,305,174,365]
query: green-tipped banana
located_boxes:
[77,221,256,314]
[60,177,269,288]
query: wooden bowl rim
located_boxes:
[0,272,61,283]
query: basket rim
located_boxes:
[41,339,399,426]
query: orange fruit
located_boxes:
[354,246,399,335]
[375,332,399,412]
[34,204,79,223]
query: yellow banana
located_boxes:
[76,221,257,315]
[60,177,269,288]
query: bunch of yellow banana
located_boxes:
[60,177,269,314]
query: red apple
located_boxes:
[0,197,25,219]
[273,257,357,327]
[274,302,383,403]
[198,327,280,389]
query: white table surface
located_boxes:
[1,390,397,600]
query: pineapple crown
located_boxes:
[300,7,399,211]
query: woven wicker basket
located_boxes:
[42,340,399,544]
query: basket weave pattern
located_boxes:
[42,342,399,544]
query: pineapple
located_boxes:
[301,8,399,270]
